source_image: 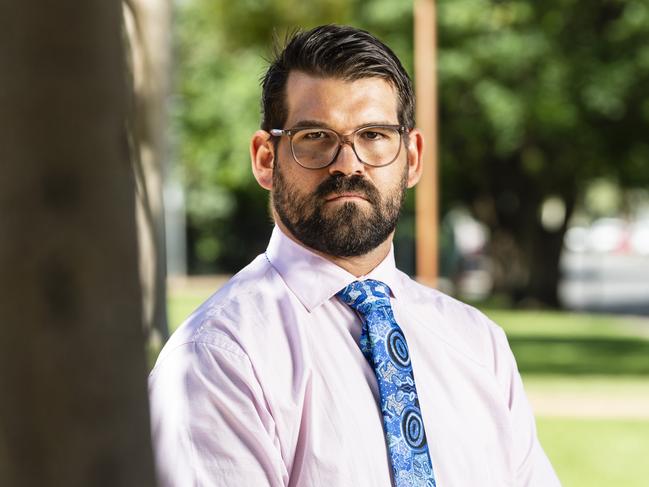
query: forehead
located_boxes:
[284,71,399,129]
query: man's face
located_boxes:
[270,72,413,258]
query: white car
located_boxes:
[587,218,628,254]
[629,220,649,256]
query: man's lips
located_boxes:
[324,192,369,202]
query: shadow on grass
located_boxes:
[509,335,649,376]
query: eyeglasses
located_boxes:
[270,124,407,169]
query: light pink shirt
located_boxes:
[149,226,560,487]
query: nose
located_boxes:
[328,139,365,177]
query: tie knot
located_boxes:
[337,279,392,316]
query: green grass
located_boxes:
[483,308,649,338]
[168,293,208,332]
[166,292,649,486]
[482,308,649,376]
[538,417,649,487]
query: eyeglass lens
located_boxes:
[291,127,401,168]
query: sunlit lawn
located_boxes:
[167,287,649,486]
[485,308,649,376]
[538,417,649,487]
[168,292,208,332]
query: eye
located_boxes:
[359,128,394,142]
[303,131,329,140]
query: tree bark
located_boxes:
[124,0,172,351]
[0,2,156,486]
[476,162,575,308]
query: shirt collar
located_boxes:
[265,225,403,312]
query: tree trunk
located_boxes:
[475,156,575,308]
[124,0,172,351]
[523,225,568,307]
[0,2,156,486]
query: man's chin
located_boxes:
[320,199,371,218]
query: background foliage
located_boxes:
[436,0,649,305]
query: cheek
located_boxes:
[275,160,322,197]
[373,161,409,193]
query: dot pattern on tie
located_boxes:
[337,279,437,487]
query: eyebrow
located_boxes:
[290,119,399,130]
[291,119,328,128]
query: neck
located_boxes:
[275,219,393,277]
[321,240,393,277]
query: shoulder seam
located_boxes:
[150,334,250,376]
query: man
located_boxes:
[149,25,561,487]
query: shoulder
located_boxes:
[152,253,290,371]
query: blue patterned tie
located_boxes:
[338,279,437,487]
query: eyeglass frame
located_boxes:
[269,124,409,170]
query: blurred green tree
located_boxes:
[437,0,649,305]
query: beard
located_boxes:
[272,163,408,258]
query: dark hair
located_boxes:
[261,24,415,132]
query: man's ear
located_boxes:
[405,128,424,189]
[250,130,275,190]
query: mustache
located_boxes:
[314,175,380,204]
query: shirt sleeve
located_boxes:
[148,339,288,487]
[491,326,562,487]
